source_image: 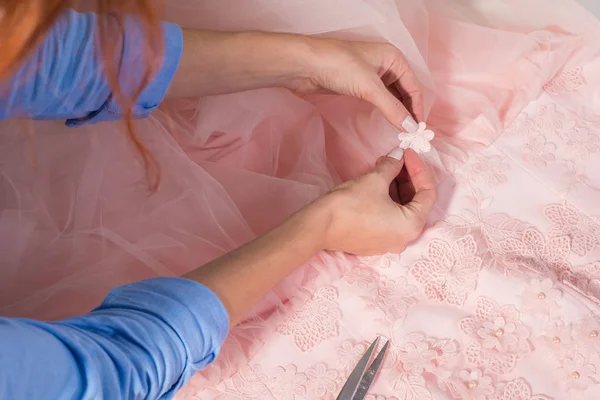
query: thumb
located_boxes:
[366,81,419,133]
[372,148,405,183]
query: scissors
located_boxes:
[336,337,390,400]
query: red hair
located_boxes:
[0,0,164,190]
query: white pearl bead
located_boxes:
[572,371,581,379]
[552,336,561,344]
[467,381,479,390]
[591,330,598,338]
[494,328,504,337]
[537,292,546,299]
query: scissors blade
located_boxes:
[336,337,380,400]
[352,340,389,400]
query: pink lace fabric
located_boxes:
[3,0,600,399]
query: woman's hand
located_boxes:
[289,38,424,133]
[185,148,436,324]
[315,148,437,255]
[168,31,423,133]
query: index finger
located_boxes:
[389,52,425,122]
[403,149,437,217]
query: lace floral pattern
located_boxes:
[522,278,562,317]
[305,363,343,398]
[544,68,585,95]
[560,126,600,159]
[344,265,380,289]
[440,368,496,400]
[411,236,482,305]
[555,352,598,393]
[276,286,342,351]
[500,227,571,277]
[373,277,419,320]
[469,155,511,188]
[270,365,307,400]
[544,203,600,257]
[336,340,367,372]
[495,378,553,400]
[522,134,557,167]
[459,297,532,374]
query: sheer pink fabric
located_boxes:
[2,0,600,398]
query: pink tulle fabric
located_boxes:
[3,0,600,398]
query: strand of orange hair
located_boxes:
[0,0,164,191]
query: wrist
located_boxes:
[282,196,334,254]
[236,31,313,90]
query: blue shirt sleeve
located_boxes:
[0,9,183,126]
[0,278,229,400]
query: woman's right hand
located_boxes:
[185,148,436,325]
[314,148,437,256]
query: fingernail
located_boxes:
[387,147,405,160]
[401,115,418,133]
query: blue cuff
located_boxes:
[65,19,183,127]
[100,277,230,371]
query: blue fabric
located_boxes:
[0,278,229,400]
[0,9,183,126]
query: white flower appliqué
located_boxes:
[398,122,435,154]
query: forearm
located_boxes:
[166,29,309,98]
[183,200,330,325]
[0,278,228,399]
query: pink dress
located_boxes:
[2,0,600,398]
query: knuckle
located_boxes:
[359,84,377,102]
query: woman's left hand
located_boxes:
[288,37,424,133]
[169,31,423,133]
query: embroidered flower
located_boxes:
[459,297,532,374]
[573,263,600,302]
[276,286,341,351]
[561,125,600,159]
[359,253,402,269]
[336,341,367,372]
[544,67,585,95]
[375,277,419,320]
[477,316,521,352]
[396,333,439,374]
[270,365,307,400]
[230,365,270,398]
[470,154,510,188]
[344,265,379,289]
[387,333,459,375]
[449,368,495,400]
[389,373,433,400]
[522,278,562,316]
[305,363,341,397]
[539,320,575,360]
[411,235,482,305]
[495,378,553,400]
[573,316,600,354]
[544,203,600,257]
[533,104,566,136]
[505,112,534,137]
[555,352,598,393]
[500,227,571,276]
[365,395,399,400]
[522,134,556,167]
[397,122,434,154]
